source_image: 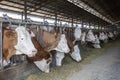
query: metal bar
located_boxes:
[55,12,57,27]
[24,0,27,21]
[21,12,24,22]
[72,17,73,27]
[0,22,3,69]
[81,16,83,29]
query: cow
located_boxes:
[54,27,82,66]
[93,34,101,48]
[86,30,96,48]
[3,26,37,66]
[37,28,70,53]
[80,30,87,44]
[29,28,70,67]
[27,35,52,73]
[73,27,82,44]
[99,32,108,44]
[34,26,82,66]
[86,30,101,48]
[108,32,114,40]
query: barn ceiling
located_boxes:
[0,0,119,26]
[81,0,120,23]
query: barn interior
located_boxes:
[0,0,120,80]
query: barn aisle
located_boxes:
[67,40,120,80]
[27,40,120,80]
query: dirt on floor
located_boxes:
[26,40,119,80]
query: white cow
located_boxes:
[80,31,86,44]
[86,30,95,42]
[108,32,114,40]
[99,32,105,41]
[93,34,101,48]
[73,27,81,44]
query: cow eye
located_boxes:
[21,38,24,40]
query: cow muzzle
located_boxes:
[28,49,37,57]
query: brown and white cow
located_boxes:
[27,36,52,73]
[29,28,70,67]
[54,27,82,66]
[3,26,37,66]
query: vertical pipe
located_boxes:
[81,17,83,29]
[88,21,90,30]
[72,16,73,27]
[0,22,3,69]
[24,0,27,22]
[55,12,58,33]
[55,12,57,27]
[21,12,24,22]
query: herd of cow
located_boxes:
[2,23,119,73]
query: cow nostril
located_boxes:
[32,50,37,54]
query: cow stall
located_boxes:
[0,18,119,80]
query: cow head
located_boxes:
[93,34,101,48]
[86,30,95,42]
[55,51,65,66]
[99,32,105,41]
[54,34,70,53]
[94,34,100,43]
[70,45,82,62]
[14,26,37,57]
[81,31,86,44]
[34,58,52,73]
[108,32,114,38]
[74,27,81,41]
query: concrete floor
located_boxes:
[67,41,120,80]
[27,40,120,80]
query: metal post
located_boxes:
[0,22,3,69]
[55,12,57,27]
[81,17,83,29]
[24,0,27,21]
[88,21,91,29]
[71,16,73,27]
[21,12,24,22]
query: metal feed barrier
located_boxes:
[0,19,119,80]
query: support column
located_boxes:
[0,22,3,69]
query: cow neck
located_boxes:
[64,33,74,54]
[40,29,61,52]
[27,37,51,62]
